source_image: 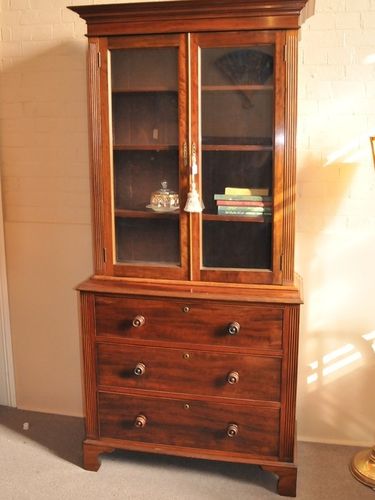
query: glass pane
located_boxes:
[203,221,272,269]
[202,90,273,146]
[110,47,180,266]
[116,218,180,265]
[112,48,178,90]
[200,45,274,270]
[112,92,178,147]
[201,47,274,86]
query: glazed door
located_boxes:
[103,34,189,280]
[97,32,285,283]
[190,32,285,284]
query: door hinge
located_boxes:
[97,52,101,69]
[103,247,107,263]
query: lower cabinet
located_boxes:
[79,283,300,497]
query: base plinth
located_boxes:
[350,446,375,489]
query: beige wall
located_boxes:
[0,0,374,443]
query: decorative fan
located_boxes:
[216,49,274,85]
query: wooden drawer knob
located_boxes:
[134,414,147,428]
[227,423,239,438]
[227,321,240,335]
[134,362,146,376]
[132,315,145,328]
[227,371,239,385]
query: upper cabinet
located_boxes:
[71,0,314,286]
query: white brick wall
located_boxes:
[0,0,89,225]
[0,0,92,415]
[297,0,375,446]
[298,1,375,232]
[0,0,374,444]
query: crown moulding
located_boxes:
[69,0,314,37]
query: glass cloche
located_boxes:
[147,181,180,212]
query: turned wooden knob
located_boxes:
[134,414,147,428]
[134,362,146,376]
[132,315,145,328]
[227,371,239,385]
[227,423,238,438]
[227,321,240,335]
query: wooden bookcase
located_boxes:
[70,1,313,496]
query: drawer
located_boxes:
[95,295,283,349]
[98,392,280,458]
[97,343,281,402]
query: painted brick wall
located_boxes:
[0,0,374,444]
[0,0,93,416]
[296,0,375,445]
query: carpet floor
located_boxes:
[0,405,373,499]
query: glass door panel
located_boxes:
[110,46,181,268]
[201,150,273,269]
[197,40,278,279]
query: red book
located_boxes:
[216,200,272,207]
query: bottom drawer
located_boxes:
[98,392,280,458]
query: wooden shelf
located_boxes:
[114,144,272,152]
[115,210,271,223]
[112,87,177,93]
[202,85,273,91]
[113,144,178,151]
[203,213,272,223]
[202,144,273,152]
[115,209,180,219]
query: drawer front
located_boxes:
[95,296,283,349]
[98,392,280,458]
[97,343,281,402]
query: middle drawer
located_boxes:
[97,343,281,402]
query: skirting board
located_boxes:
[0,186,16,407]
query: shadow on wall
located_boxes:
[296,141,375,445]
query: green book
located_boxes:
[218,206,272,215]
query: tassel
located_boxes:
[184,180,204,213]
[184,160,204,213]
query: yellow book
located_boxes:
[224,187,270,196]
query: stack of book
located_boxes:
[214,187,272,221]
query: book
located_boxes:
[214,194,272,202]
[224,187,270,196]
[216,200,272,207]
[216,214,268,222]
[218,206,272,215]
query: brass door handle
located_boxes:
[134,363,146,376]
[183,141,188,168]
[227,321,240,335]
[227,371,239,385]
[134,415,147,428]
[132,315,145,328]
[226,423,239,438]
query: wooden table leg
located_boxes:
[260,464,297,497]
[83,441,115,471]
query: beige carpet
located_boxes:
[0,405,373,499]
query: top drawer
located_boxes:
[94,295,283,350]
